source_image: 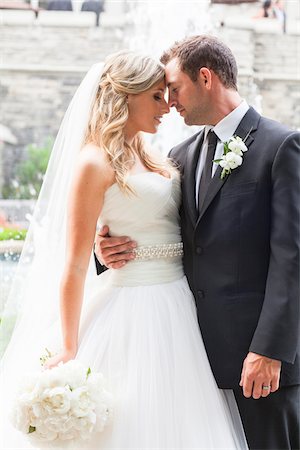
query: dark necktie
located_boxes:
[198,130,218,211]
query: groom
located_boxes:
[95,36,299,449]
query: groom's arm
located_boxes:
[241,131,300,398]
[249,131,299,361]
[94,225,137,272]
[94,249,106,275]
[94,146,179,273]
[93,142,185,274]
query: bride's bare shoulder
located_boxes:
[80,142,109,168]
[77,143,114,186]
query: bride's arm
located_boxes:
[45,145,113,369]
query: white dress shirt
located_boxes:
[195,100,250,208]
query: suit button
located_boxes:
[196,246,203,255]
[197,290,205,299]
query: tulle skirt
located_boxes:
[1,273,247,449]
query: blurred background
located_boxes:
[0,0,299,318]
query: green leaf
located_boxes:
[28,426,36,434]
[221,168,230,179]
[86,367,91,378]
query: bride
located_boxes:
[0,51,247,449]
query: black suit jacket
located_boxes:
[94,250,104,275]
[170,107,300,388]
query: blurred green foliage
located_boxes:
[0,228,27,241]
[2,138,53,199]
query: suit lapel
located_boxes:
[196,107,260,224]
[233,106,260,148]
[183,130,204,226]
[197,165,227,222]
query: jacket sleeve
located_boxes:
[249,131,300,363]
[93,249,107,275]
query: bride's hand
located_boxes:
[44,349,77,370]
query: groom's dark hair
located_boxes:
[161,35,238,90]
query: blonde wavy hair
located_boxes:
[85,50,177,193]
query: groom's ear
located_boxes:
[198,67,212,89]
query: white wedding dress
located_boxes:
[1,172,247,450]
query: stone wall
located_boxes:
[216,25,300,128]
[0,17,299,194]
[0,24,123,189]
[1,25,123,67]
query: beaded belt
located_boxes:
[133,242,183,261]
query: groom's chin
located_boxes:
[183,116,193,126]
[184,115,202,127]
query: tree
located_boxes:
[2,138,53,199]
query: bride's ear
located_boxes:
[126,94,136,110]
[126,94,134,105]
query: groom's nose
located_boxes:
[168,99,176,108]
[167,92,177,108]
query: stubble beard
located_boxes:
[183,107,203,126]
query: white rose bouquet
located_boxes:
[10,359,113,447]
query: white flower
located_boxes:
[10,359,113,446]
[33,423,58,442]
[41,415,63,433]
[9,398,31,434]
[58,360,87,389]
[228,136,248,155]
[35,367,65,391]
[71,386,92,417]
[41,386,72,415]
[86,372,105,396]
[214,133,250,179]
[219,152,243,170]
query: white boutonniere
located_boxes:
[214,135,249,180]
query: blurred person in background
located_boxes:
[47,0,72,11]
[81,0,104,26]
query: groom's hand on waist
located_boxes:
[95,225,137,269]
[239,351,282,400]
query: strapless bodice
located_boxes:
[98,172,184,286]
